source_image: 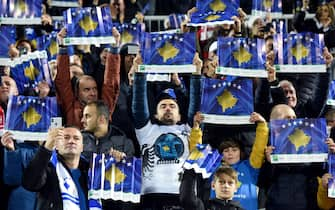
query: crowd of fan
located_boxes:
[2,0,335,210]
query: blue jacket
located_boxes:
[3,142,38,210]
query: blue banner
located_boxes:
[9,51,53,95]
[140,32,196,65]
[270,118,328,163]
[189,0,239,26]
[0,26,16,58]
[252,0,282,15]
[88,154,142,203]
[274,32,325,72]
[63,7,114,45]
[5,95,60,140]
[218,37,266,70]
[37,32,59,61]
[327,80,335,106]
[328,154,335,198]
[200,77,254,124]
[183,144,223,178]
[201,77,253,116]
[116,23,142,46]
[1,0,42,18]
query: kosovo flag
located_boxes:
[9,51,53,95]
[139,32,196,73]
[63,7,114,45]
[327,80,335,106]
[275,32,325,73]
[252,0,282,16]
[5,95,60,141]
[0,26,15,63]
[200,77,253,124]
[328,154,335,198]
[189,0,239,26]
[4,0,42,18]
[103,156,142,203]
[116,23,142,46]
[50,0,79,7]
[217,37,267,78]
[24,27,38,51]
[270,118,328,163]
[37,32,59,61]
[183,144,223,178]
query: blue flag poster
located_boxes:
[217,36,267,77]
[89,153,142,203]
[63,7,115,45]
[0,26,15,65]
[0,0,42,24]
[328,154,335,198]
[252,0,282,17]
[9,51,53,95]
[274,32,325,73]
[183,144,223,178]
[116,23,142,46]
[189,0,239,26]
[5,95,60,140]
[270,118,328,163]
[200,77,254,124]
[37,32,59,61]
[139,32,196,73]
[327,80,335,106]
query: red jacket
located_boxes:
[55,48,120,128]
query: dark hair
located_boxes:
[213,166,238,183]
[219,138,246,160]
[86,100,110,121]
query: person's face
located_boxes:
[252,18,265,38]
[281,83,297,108]
[222,147,241,165]
[0,76,18,103]
[78,79,98,104]
[203,55,218,78]
[320,5,330,19]
[17,41,32,55]
[155,99,181,125]
[81,105,99,132]
[56,127,83,157]
[124,54,135,73]
[212,173,237,200]
[100,48,108,65]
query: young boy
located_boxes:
[180,166,244,210]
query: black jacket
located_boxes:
[180,169,244,210]
[22,147,89,210]
[82,124,135,161]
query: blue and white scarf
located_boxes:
[51,151,81,210]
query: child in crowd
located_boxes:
[180,166,244,210]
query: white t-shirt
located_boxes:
[136,121,191,194]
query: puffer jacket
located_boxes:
[82,124,135,161]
